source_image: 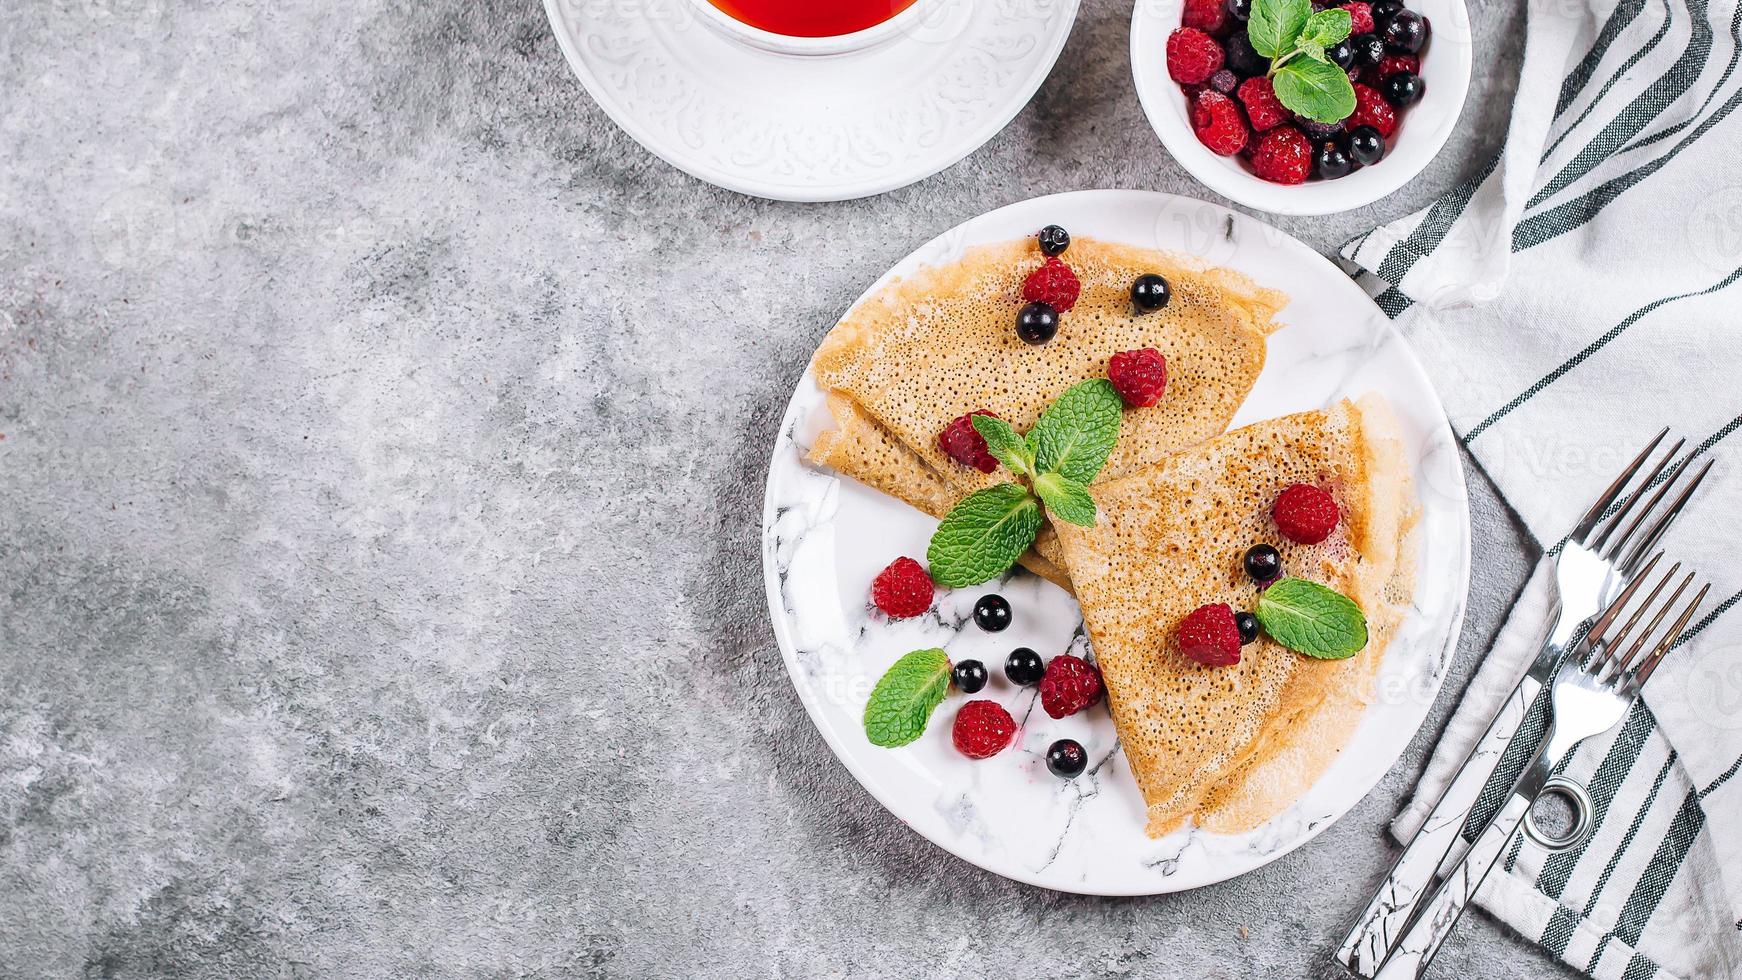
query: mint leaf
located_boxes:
[971,413,1034,478]
[1033,472,1097,527]
[863,648,952,747]
[1273,56,1357,123]
[1027,379,1123,484]
[1298,7,1352,47]
[926,483,1043,587]
[1255,577,1369,660]
[1248,0,1311,58]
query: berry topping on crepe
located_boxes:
[1039,654,1105,718]
[1023,257,1082,312]
[1177,602,1244,667]
[1108,348,1169,407]
[953,700,1017,759]
[1036,224,1071,256]
[937,410,1001,473]
[870,557,934,618]
[1272,483,1340,543]
[1016,301,1060,344]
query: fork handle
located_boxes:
[1334,665,1551,975]
[1371,748,1557,979]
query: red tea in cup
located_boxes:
[706,0,921,37]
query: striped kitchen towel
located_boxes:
[1340,0,1742,975]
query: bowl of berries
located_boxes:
[1131,0,1471,214]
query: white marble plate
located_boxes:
[541,0,1080,202]
[761,190,1470,894]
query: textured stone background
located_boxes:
[0,0,1580,976]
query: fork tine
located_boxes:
[1573,428,1670,544]
[1609,570,1693,678]
[1617,459,1715,574]
[1583,551,1664,650]
[1588,560,1680,679]
[1591,438,1686,553]
[1635,583,1712,686]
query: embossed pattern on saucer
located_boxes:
[542,0,1081,202]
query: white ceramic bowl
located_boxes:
[1130,0,1472,215]
[688,0,942,56]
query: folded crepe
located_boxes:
[808,238,1287,589]
[1050,395,1418,838]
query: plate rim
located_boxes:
[760,188,1473,894]
[541,0,1083,203]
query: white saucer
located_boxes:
[541,0,1081,202]
[761,190,1472,894]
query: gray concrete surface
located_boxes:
[0,0,1580,976]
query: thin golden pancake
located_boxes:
[1051,395,1417,838]
[807,237,1286,588]
[808,394,1074,590]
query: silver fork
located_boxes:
[1371,561,1710,979]
[1336,430,1712,975]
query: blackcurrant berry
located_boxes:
[974,593,1013,632]
[1131,273,1172,311]
[1235,612,1260,645]
[1382,71,1425,107]
[1037,225,1070,256]
[1225,0,1252,19]
[952,659,989,694]
[1224,33,1269,77]
[1350,32,1385,69]
[1016,301,1059,345]
[1316,141,1353,180]
[1046,738,1088,778]
[1243,543,1282,582]
[1005,647,1045,686]
[1328,39,1354,70]
[1348,125,1385,166]
[1382,9,1427,53]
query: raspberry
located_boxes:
[1022,257,1081,313]
[1273,482,1341,543]
[1250,126,1312,184]
[1191,91,1249,156]
[1349,83,1398,138]
[952,700,1017,759]
[1236,76,1289,132]
[1373,53,1419,80]
[1108,348,1168,407]
[1341,1,1375,34]
[870,557,933,619]
[1177,603,1243,668]
[1167,28,1225,85]
[937,410,1000,473]
[1038,654,1104,719]
[1183,0,1230,35]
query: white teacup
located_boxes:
[685,0,943,56]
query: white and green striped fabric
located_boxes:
[1340,0,1742,975]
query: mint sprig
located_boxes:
[927,484,1044,587]
[1026,379,1123,484]
[1254,577,1369,659]
[1249,0,1357,123]
[971,414,1035,479]
[1034,472,1097,528]
[925,380,1122,586]
[863,648,952,747]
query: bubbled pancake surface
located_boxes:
[808,236,1286,594]
[812,237,1285,498]
[807,395,1075,591]
[1051,395,1416,838]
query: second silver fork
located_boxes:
[1336,429,1713,975]
[1371,559,1710,978]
